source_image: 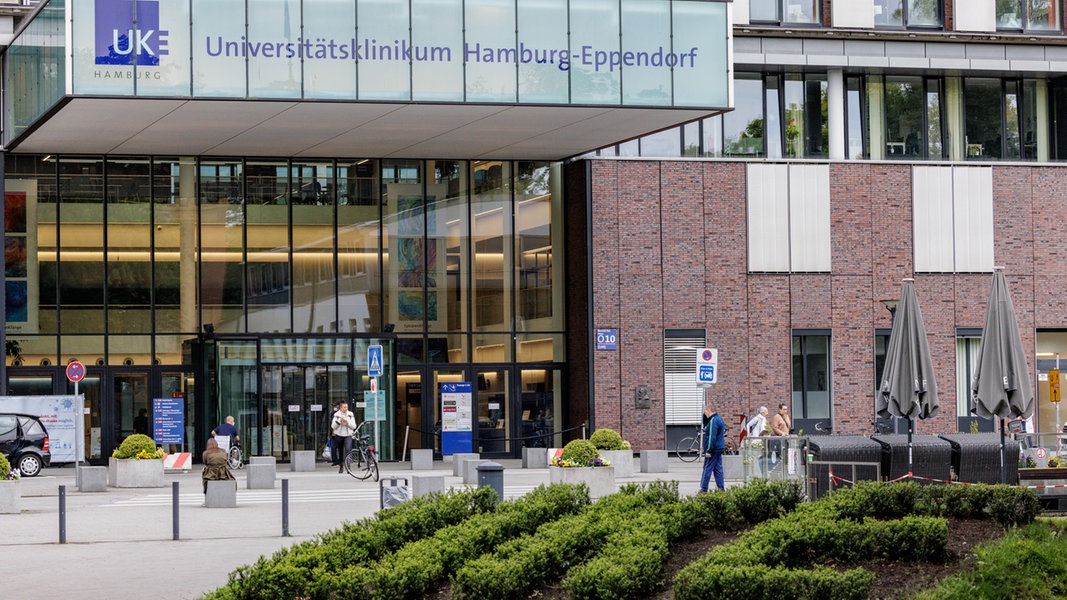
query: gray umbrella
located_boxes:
[876,279,938,475]
[971,267,1033,483]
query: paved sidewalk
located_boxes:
[2,456,709,600]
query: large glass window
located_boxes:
[964,78,1039,161]
[792,332,831,421]
[883,76,945,160]
[846,76,867,159]
[750,0,820,24]
[997,0,1061,32]
[722,74,765,157]
[784,73,828,159]
[874,0,942,28]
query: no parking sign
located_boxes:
[696,348,718,384]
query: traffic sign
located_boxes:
[368,345,383,377]
[696,348,718,384]
[66,360,86,383]
[1051,369,1061,403]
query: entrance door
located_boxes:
[428,368,466,456]
[519,367,563,450]
[66,372,104,464]
[113,371,150,449]
[262,364,349,461]
[475,368,509,455]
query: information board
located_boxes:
[153,397,185,445]
[441,382,473,455]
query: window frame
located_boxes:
[996,0,1062,33]
[873,0,944,30]
[748,0,821,26]
[791,329,832,421]
[881,75,947,161]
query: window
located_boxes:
[997,0,1060,32]
[964,78,1039,161]
[792,332,831,420]
[750,0,820,25]
[846,76,868,160]
[883,76,945,160]
[874,0,942,28]
[784,73,828,159]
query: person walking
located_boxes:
[699,401,726,492]
[331,401,357,474]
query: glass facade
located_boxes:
[4,155,566,462]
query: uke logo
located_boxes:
[94,0,169,66]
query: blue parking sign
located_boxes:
[698,364,716,384]
[368,345,383,377]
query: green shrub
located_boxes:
[0,453,10,477]
[589,428,626,451]
[674,563,874,600]
[988,484,1041,527]
[111,433,160,459]
[560,439,601,466]
[564,513,669,600]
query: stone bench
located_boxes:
[640,450,669,473]
[249,456,276,466]
[412,473,446,497]
[522,447,548,469]
[205,480,237,508]
[452,453,479,477]
[246,463,276,489]
[290,450,316,472]
[78,466,108,492]
[410,449,433,470]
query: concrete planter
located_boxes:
[599,450,634,478]
[108,457,165,488]
[0,479,21,514]
[549,465,615,500]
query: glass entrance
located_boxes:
[476,368,509,454]
[519,367,563,449]
[113,372,150,449]
[66,372,104,463]
[261,364,349,461]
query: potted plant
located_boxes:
[548,439,615,500]
[589,428,634,477]
[108,433,165,488]
[0,453,21,514]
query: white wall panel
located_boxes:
[732,0,750,25]
[747,163,790,271]
[833,0,874,28]
[913,166,955,272]
[953,167,994,272]
[955,0,996,32]
[788,164,831,272]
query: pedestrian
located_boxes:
[211,415,239,453]
[699,400,726,492]
[768,403,791,467]
[326,403,340,466]
[746,406,769,438]
[331,401,357,474]
[133,408,149,436]
[201,437,234,493]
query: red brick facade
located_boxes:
[570,159,1058,450]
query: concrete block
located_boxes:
[451,453,479,477]
[78,466,108,492]
[249,456,276,466]
[410,449,433,471]
[600,450,634,477]
[723,455,744,481]
[246,463,276,489]
[522,447,547,469]
[412,473,446,497]
[640,450,669,473]
[290,450,316,472]
[463,459,488,484]
[205,480,237,508]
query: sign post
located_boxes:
[368,345,383,450]
[65,361,86,481]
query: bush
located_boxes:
[560,439,601,466]
[112,433,161,459]
[589,428,626,451]
[0,453,10,477]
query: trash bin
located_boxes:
[938,433,1019,485]
[477,461,504,500]
[871,434,952,484]
[380,477,411,509]
[806,436,882,500]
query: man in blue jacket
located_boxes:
[700,401,726,492]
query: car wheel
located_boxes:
[17,453,42,477]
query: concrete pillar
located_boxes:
[828,69,845,161]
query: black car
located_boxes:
[0,413,51,477]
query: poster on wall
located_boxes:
[440,382,472,455]
[5,180,38,335]
[389,183,446,333]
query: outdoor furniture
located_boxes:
[938,433,1019,485]
[871,434,952,484]
[806,435,882,500]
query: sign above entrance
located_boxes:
[368,345,383,377]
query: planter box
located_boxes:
[600,450,634,477]
[0,480,20,514]
[108,457,165,488]
[549,465,615,500]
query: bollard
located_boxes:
[172,481,180,540]
[476,461,504,501]
[282,479,289,537]
[58,485,66,544]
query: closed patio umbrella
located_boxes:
[876,279,938,477]
[971,267,1033,483]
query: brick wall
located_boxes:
[579,159,1056,450]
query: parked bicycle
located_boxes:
[344,422,379,482]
